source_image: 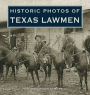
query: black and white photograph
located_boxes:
[0,0,90,95]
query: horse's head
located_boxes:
[39,44,51,55]
[63,51,74,68]
[62,45,78,68]
[41,54,50,64]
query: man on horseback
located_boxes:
[34,35,47,70]
[34,35,46,54]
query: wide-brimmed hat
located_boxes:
[35,35,41,40]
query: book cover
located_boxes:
[0,0,90,95]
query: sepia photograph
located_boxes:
[0,0,90,95]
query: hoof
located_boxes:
[56,85,60,88]
[59,88,63,90]
[86,88,88,92]
[79,89,83,94]
[61,84,63,88]
[80,87,83,90]
[79,91,83,94]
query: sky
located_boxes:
[0,0,90,21]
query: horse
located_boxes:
[33,40,52,81]
[62,38,88,92]
[0,46,18,80]
[39,44,66,87]
[16,51,40,85]
[38,53,52,81]
[71,46,88,91]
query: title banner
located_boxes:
[8,6,82,27]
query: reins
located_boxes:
[71,51,83,57]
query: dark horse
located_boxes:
[34,40,52,81]
[16,51,40,85]
[0,46,18,80]
[38,52,52,81]
[72,46,88,91]
[38,44,66,87]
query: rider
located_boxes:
[34,35,47,70]
[34,35,46,55]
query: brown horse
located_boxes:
[39,44,66,87]
[0,46,18,80]
[72,46,88,91]
[16,51,40,85]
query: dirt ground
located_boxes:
[0,65,90,95]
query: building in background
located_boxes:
[0,9,90,51]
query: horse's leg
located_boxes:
[35,70,40,84]
[2,65,4,80]
[6,65,9,79]
[80,77,83,90]
[78,72,83,90]
[43,66,47,81]
[12,66,16,80]
[85,70,88,91]
[26,68,29,79]
[16,65,19,74]
[60,69,64,88]
[30,71,35,85]
[24,63,29,79]
[48,65,51,82]
[25,67,29,79]
[10,67,14,77]
[57,69,60,88]
[0,64,4,80]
